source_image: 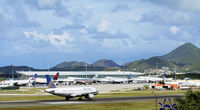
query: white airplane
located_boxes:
[0,74,37,86]
[93,77,110,84]
[133,76,164,83]
[35,77,46,84]
[56,77,76,85]
[164,78,178,85]
[93,74,133,84]
[44,75,99,101]
[74,78,94,85]
[55,77,93,85]
[149,77,163,82]
[105,77,128,84]
[55,75,94,85]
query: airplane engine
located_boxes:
[86,94,94,99]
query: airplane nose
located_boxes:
[44,89,47,92]
[44,89,55,93]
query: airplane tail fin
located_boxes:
[127,74,132,79]
[53,72,59,80]
[163,73,167,78]
[32,74,37,80]
[46,75,56,88]
[29,74,37,81]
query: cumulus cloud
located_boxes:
[140,11,191,25]
[24,31,74,46]
[97,19,111,32]
[112,4,130,12]
[1,0,200,68]
[170,26,180,34]
[0,0,39,39]
[37,0,57,9]
[143,0,200,11]
[26,0,70,17]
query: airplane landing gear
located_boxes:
[65,97,70,101]
[78,96,83,100]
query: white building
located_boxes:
[17,71,144,79]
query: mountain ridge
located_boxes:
[125,42,200,72]
[0,42,200,76]
[161,43,200,64]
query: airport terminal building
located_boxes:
[17,71,144,79]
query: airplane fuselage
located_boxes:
[44,87,98,99]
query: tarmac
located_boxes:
[0,95,184,108]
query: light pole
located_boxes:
[152,92,157,110]
[174,68,176,81]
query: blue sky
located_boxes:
[0,0,200,69]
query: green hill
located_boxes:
[0,65,36,78]
[93,59,119,68]
[126,57,176,72]
[50,61,89,71]
[161,43,200,65]
[125,43,200,72]
[50,59,119,71]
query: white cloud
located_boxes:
[97,19,110,32]
[144,0,200,11]
[170,26,180,34]
[140,11,191,25]
[24,31,74,46]
[37,0,57,9]
[1,0,200,68]
[174,0,200,11]
[181,31,191,40]
[49,33,73,46]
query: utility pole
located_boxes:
[174,68,176,81]
[152,92,157,110]
[86,64,87,78]
[11,64,14,79]
[86,64,87,72]
[156,63,158,75]
[48,63,49,75]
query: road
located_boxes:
[0,94,184,108]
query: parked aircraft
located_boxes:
[44,75,98,100]
[35,73,60,84]
[93,74,133,84]
[133,76,164,83]
[74,78,94,85]
[105,77,127,84]
[0,74,37,86]
[93,77,110,84]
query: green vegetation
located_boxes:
[125,43,200,72]
[0,87,46,94]
[143,85,149,90]
[176,73,200,80]
[0,88,188,101]
[0,101,156,110]
[176,89,200,110]
[0,76,6,81]
[0,95,63,101]
[1,88,200,110]
[162,43,200,64]
[104,67,121,71]
[51,59,119,71]
[126,57,176,72]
